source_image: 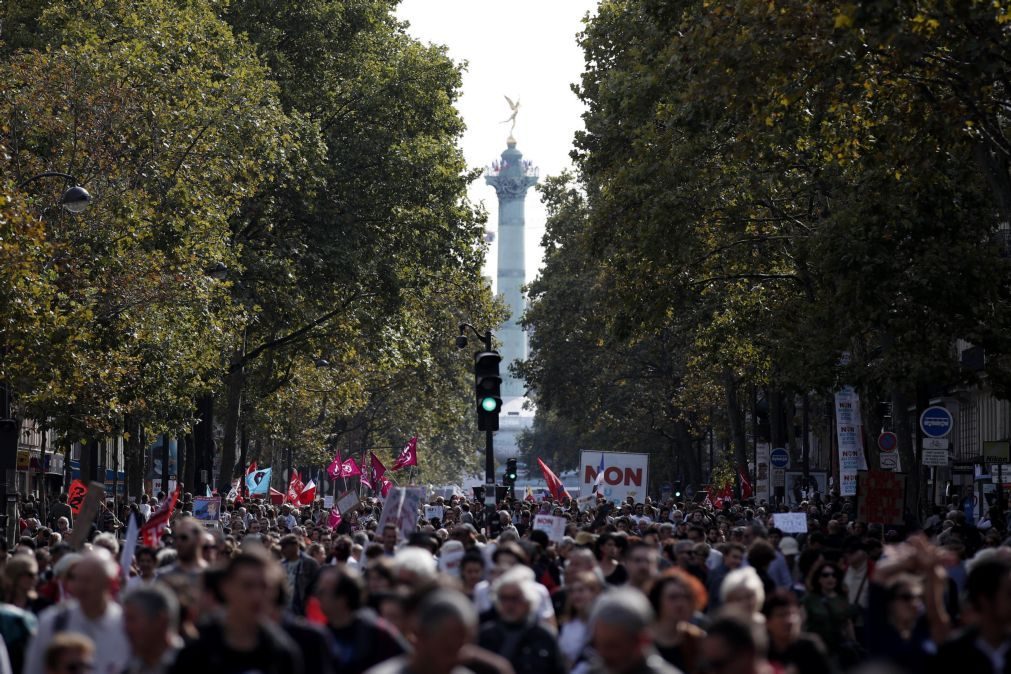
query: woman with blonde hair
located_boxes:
[558,570,605,672]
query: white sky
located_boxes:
[396,0,599,289]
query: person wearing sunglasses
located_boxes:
[800,560,855,661]
[157,518,207,582]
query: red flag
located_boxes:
[246,461,258,476]
[537,457,570,502]
[738,465,753,499]
[298,480,317,506]
[379,474,394,498]
[326,451,342,480]
[391,436,418,471]
[366,452,387,492]
[67,480,88,515]
[327,506,342,529]
[340,456,362,478]
[140,486,180,547]
[286,470,304,504]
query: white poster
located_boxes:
[756,443,770,503]
[579,451,650,504]
[835,387,868,496]
[424,505,444,522]
[772,512,808,533]
[532,514,567,542]
[377,487,426,540]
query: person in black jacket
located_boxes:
[169,548,303,674]
[931,554,1011,674]
[478,566,566,674]
[316,565,409,674]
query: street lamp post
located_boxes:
[1,172,91,540]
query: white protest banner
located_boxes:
[533,514,567,542]
[424,505,444,522]
[579,451,650,504]
[377,487,426,540]
[323,496,334,509]
[834,387,868,496]
[119,515,139,581]
[772,512,808,534]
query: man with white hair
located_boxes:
[588,588,681,674]
[477,566,566,674]
[23,550,130,674]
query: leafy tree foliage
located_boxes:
[520,0,1011,506]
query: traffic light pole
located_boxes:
[485,429,495,507]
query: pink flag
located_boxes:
[537,457,571,502]
[391,436,418,471]
[326,450,342,480]
[327,506,342,529]
[340,456,362,478]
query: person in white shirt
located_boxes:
[23,550,130,674]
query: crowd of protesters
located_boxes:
[0,485,1008,674]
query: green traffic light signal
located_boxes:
[481,396,498,412]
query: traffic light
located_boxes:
[474,350,502,431]
[504,458,518,485]
[673,481,683,499]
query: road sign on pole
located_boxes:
[770,448,790,469]
[922,449,950,467]
[878,432,898,452]
[920,406,953,438]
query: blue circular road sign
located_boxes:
[770,447,790,469]
[920,406,953,438]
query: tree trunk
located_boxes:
[769,389,784,448]
[194,394,214,495]
[677,421,702,488]
[893,388,919,517]
[218,365,244,493]
[183,431,196,494]
[724,370,749,468]
[785,394,799,462]
[124,416,144,500]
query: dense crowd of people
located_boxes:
[0,486,1008,674]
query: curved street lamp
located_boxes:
[16,172,91,214]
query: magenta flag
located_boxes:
[340,456,362,478]
[391,436,418,471]
[326,450,342,480]
[327,506,342,529]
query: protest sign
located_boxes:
[858,470,906,525]
[377,487,426,539]
[336,491,362,515]
[193,496,221,522]
[323,496,334,509]
[772,513,808,534]
[424,505,444,522]
[533,514,567,542]
[69,482,105,549]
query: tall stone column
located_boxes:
[485,139,537,399]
